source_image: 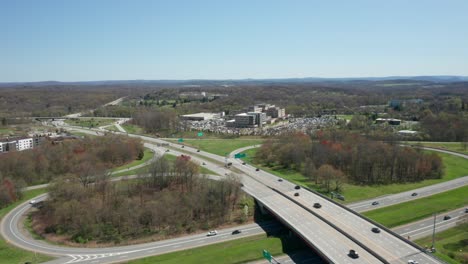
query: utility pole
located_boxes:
[431,213,436,252]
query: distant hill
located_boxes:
[1,75,467,87]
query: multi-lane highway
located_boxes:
[1,126,457,264]
[233,145,468,213]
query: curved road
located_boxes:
[2,131,465,264]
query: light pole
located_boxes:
[431,213,436,252]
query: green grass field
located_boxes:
[242,148,468,203]
[404,141,468,155]
[65,118,115,128]
[363,186,468,227]
[112,166,150,177]
[104,125,120,132]
[0,188,53,264]
[335,114,354,121]
[415,222,468,264]
[121,123,144,134]
[169,138,263,156]
[112,148,155,172]
[126,233,304,264]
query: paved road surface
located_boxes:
[1,128,452,264]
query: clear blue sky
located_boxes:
[1,0,467,82]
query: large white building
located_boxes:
[17,138,33,151]
[0,137,35,152]
[180,112,223,121]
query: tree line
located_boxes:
[0,135,143,208]
[33,156,245,244]
[255,131,443,192]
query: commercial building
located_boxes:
[180,112,223,121]
[234,113,256,128]
[267,107,286,118]
[247,112,266,127]
[248,106,262,113]
[17,138,33,151]
[376,118,401,125]
[0,136,43,153]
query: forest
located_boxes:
[255,131,443,192]
[31,156,246,244]
[0,135,143,209]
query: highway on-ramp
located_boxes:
[1,127,452,264]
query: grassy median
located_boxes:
[415,222,468,264]
[169,138,263,156]
[0,188,53,264]
[112,148,155,172]
[125,233,305,264]
[363,185,468,228]
[242,148,468,203]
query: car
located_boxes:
[255,168,260,171]
[242,162,246,165]
[197,149,200,152]
[207,230,218,236]
[348,249,359,259]
[372,201,379,206]
[295,185,301,190]
[371,227,381,233]
[294,192,300,197]
[411,192,418,196]
[165,149,170,152]
[181,145,184,148]
[202,162,206,165]
[29,200,37,205]
[407,260,419,264]
[443,215,451,220]
[278,178,283,182]
[465,208,468,213]
[313,203,321,208]
[232,229,241,235]
[336,194,345,201]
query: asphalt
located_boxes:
[2,126,464,263]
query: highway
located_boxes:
[1,126,453,263]
[232,145,468,213]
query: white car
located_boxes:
[206,230,217,236]
[29,200,37,205]
[408,260,419,264]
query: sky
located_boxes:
[1,0,468,82]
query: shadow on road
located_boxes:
[253,201,325,264]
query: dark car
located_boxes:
[464,208,468,213]
[181,145,184,148]
[371,227,381,233]
[294,192,300,197]
[196,149,200,152]
[242,162,246,165]
[372,201,379,206]
[443,215,451,220]
[348,249,359,259]
[165,149,170,152]
[255,168,260,171]
[411,192,418,196]
[278,178,283,182]
[313,203,322,208]
[295,185,301,190]
[336,194,345,201]
[232,229,241,235]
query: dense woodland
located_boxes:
[1,81,466,141]
[33,156,245,244]
[255,131,443,192]
[0,135,143,208]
